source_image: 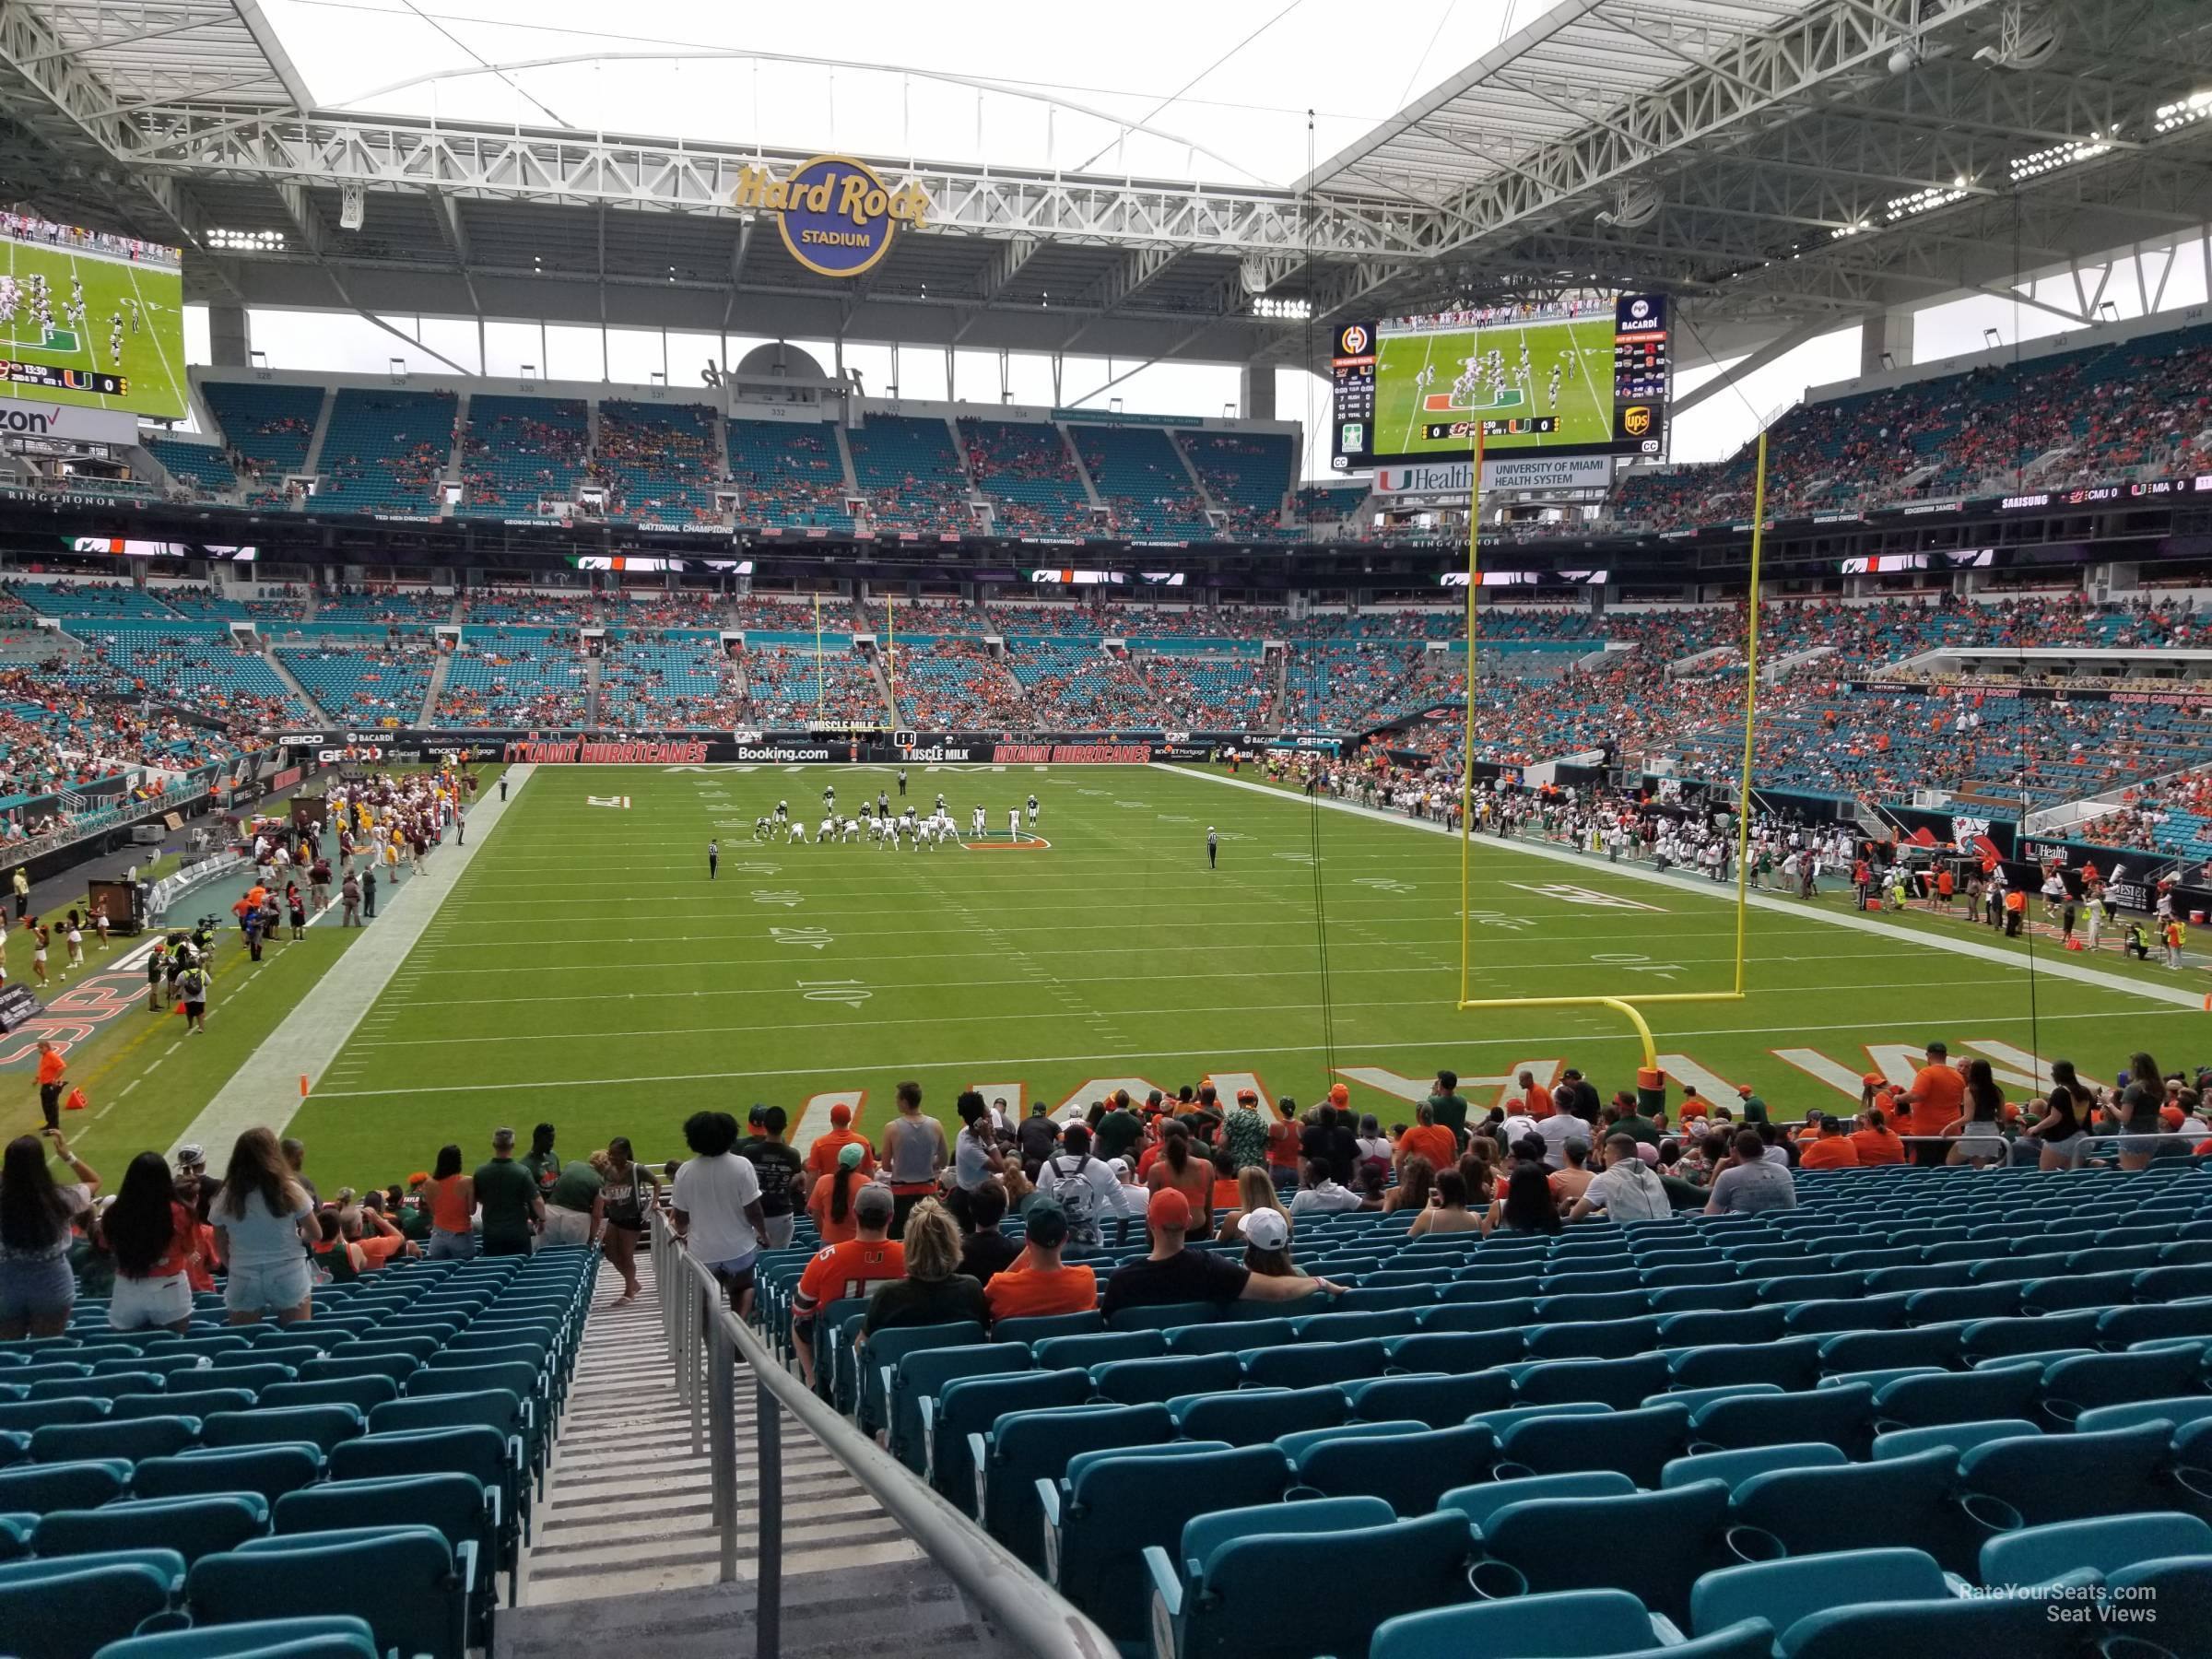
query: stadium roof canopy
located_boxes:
[0,0,2209,372]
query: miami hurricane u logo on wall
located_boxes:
[731,155,931,279]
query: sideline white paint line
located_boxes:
[1164,765,2210,1014]
[163,766,537,1160]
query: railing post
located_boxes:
[688,1276,708,1456]
[757,1376,782,1659]
[706,1306,738,1586]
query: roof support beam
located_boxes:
[1671,316,1832,416]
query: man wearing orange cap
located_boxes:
[1098,1188,1344,1318]
[803,1103,875,1182]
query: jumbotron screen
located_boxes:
[1329,294,1669,472]
[0,213,186,420]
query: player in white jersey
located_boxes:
[784,817,807,844]
[1547,364,1562,408]
[1007,806,1021,841]
[816,816,835,844]
[840,817,861,843]
[971,805,986,839]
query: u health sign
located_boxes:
[733,155,929,278]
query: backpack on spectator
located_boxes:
[1049,1155,1101,1246]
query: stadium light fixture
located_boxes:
[1254,295,1311,322]
[2009,132,2112,182]
[2156,90,2212,135]
[1884,179,1971,223]
[207,228,283,253]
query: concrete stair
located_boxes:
[417,647,453,724]
[260,644,332,726]
[516,1252,922,1607]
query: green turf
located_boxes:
[0,234,186,419]
[1372,316,1618,460]
[155,760,2192,1193]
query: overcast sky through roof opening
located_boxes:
[265,0,1524,186]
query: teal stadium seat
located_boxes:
[189,1524,470,1659]
[92,1614,379,1659]
[0,1551,185,1659]
[1690,1547,1949,1641]
[1147,1504,1470,1659]
[32,1492,267,1564]
[1375,1592,1773,1659]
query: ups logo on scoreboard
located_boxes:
[1622,405,1653,437]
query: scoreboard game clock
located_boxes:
[1331,294,1672,472]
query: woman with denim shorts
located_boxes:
[209,1127,317,1325]
[0,1131,96,1339]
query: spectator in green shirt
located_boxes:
[473,1127,545,1256]
[542,1154,606,1248]
[519,1123,560,1193]
[1427,1069,1471,1147]
[1220,1088,1270,1171]
[1606,1091,1664,1147]
[1094,1091,1144,1163]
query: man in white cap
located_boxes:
[1207,826,1218,869]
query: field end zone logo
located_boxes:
[732,155,930,278]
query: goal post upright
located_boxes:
[1453,422,1770,1075]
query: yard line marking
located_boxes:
[1170,764,2212,1013]
[339,970,2153,1051]
[301,1001,2191,1103]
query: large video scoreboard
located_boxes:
[1330,294,1671,473]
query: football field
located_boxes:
[1372,317,1618,460]
[0,237,186,419]
[199,761,2200,1189]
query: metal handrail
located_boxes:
[648,1211,1113,1659]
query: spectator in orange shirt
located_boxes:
[791,1182,903,1386]
[1395,1102,1458,1177]
[1849,1107,1906,1166]
[982,1199,1096,1323]
[806,1141,872,1246]
[804,1103,876,1182]
[1903,1041,1965,1166]
[1519,1071,1556,1121]
[1797,1116,1861,1169]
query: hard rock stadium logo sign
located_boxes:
[731,155,930,279]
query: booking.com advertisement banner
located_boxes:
[274,729,1341,767]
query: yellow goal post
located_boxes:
[1456,429,1771,1071]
